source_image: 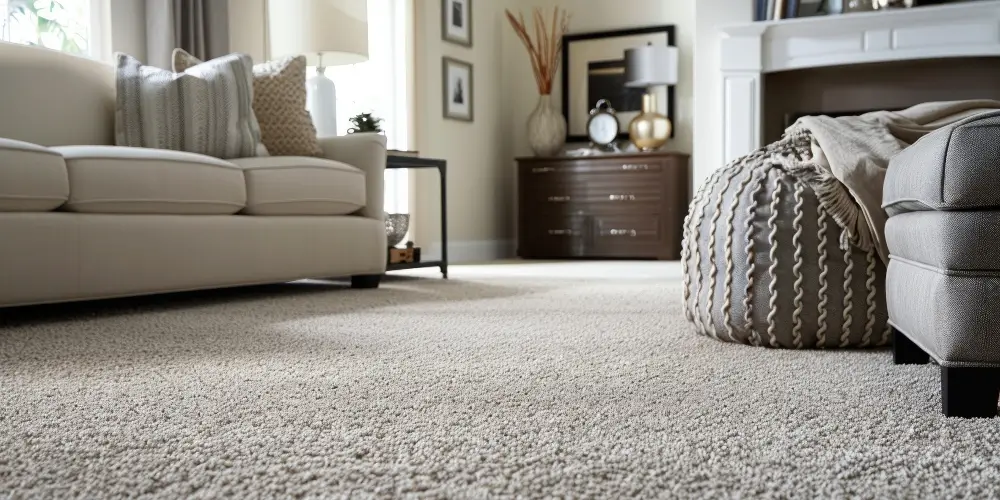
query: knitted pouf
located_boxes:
[681,134,889,348]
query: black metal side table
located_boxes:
[385,154,447,278]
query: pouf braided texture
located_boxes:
[681,133,889,348]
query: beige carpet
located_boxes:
[2,261,999,498]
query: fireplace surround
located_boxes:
[718,0,1000,163]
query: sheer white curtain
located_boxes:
[309,0,412,215]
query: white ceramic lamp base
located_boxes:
[307,68,338,138]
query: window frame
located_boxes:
[1,0,106,60]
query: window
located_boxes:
[307,0,412,215]
[0,0,103,59]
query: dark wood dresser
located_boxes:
[516,151,691,260]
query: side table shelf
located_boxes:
[385,154,448,278]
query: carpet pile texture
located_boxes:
[2,262,999,498]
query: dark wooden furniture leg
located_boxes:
[438,162,448,279]
[892,327,929,365]
[351,274,382,289]
[941,366,1000,418]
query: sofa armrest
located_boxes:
[317,133,387,220]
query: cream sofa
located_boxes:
[0,42,387,307]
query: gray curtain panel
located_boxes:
[146,0,230,70]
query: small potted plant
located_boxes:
[347,112,384,134]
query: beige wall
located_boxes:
[411,0,510,261]
[228,0,269,62]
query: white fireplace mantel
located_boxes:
[718,0,1000,164]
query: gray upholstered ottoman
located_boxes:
[884,110,1000,418]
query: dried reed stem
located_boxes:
[505,6,570,95]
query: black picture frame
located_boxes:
[561,25,676,144]
[442,56,474,122]
[441,0,472,47]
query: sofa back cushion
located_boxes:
[0,42,115,147]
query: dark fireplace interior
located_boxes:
[763,56,1000,143]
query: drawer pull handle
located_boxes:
[621,163,649,171]
[547,195,571,202]
[548,229,579,236]
[608,194,636,201]
[605,229,638,237]
[532,166,555,173]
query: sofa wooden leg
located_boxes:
[941,366,1000,418]
[892,327,929,365]
[351,274,382,289]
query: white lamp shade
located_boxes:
[267,0,369,67]
[624,45,679,88]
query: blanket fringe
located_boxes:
[722,127,875,254]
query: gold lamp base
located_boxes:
[628,93,672,152]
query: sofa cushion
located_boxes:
[883,109,1000,217]
[230,157,365,216]
[0,138,68,212]
[53,146,246,215]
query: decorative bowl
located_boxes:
[385,213,410,248]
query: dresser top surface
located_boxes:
[516,150,691,163]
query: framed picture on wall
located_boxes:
[561,25,676,143]
[442,57,473,122]
[441,0,472,47]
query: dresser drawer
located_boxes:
[591,214,673,259]
[517,215,592,258]
[521,158,664,177]
[520,190,662,213]
[593,215,660,241]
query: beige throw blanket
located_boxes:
[788,100,1000,265]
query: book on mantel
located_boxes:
[756,0,799,20]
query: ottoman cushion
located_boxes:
[886,210,1000,270]
[883,110,1000,217]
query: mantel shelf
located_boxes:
[720,0,1000,73]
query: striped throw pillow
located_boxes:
[114,52,263,159]
[173,49,323,157]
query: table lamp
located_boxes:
[623,43,678,151]
[267,0,369,138]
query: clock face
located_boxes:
[588,113,619,145]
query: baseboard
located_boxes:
[423,239,515,264]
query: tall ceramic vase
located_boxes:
[526,94,566,157]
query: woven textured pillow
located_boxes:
[682,132,890,348]
[173,49,323,157]
[114,52,262,159]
